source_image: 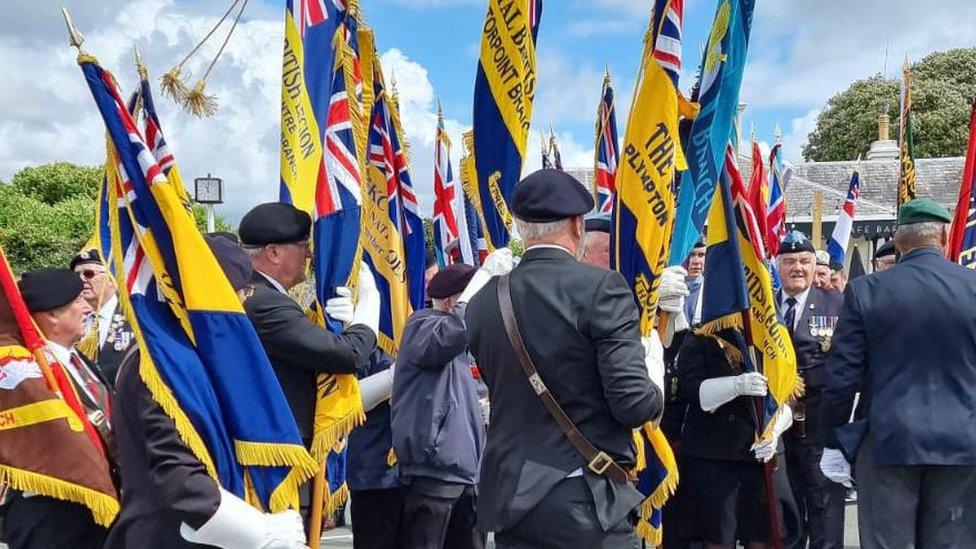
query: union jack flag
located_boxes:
[316,68,361,220]
[432,112,460,267]
[368,77,426,310]
[594,73,619,214]
[767,143,789,251]
[297,0,339,37]
[653,0,683,86]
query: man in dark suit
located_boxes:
[106,235,306,548]
[821,198,976,547]
[466,170,664,548]
[71,249,135,387]
[775,231,845,549]
[238,202,379,444]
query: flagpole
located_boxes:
[739,309,783,549]
[308,467,326,546]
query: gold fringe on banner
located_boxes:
[0,466,120,527]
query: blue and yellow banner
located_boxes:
[80,55,316,512]
[700,146,799,437]
[670,0,756,266]
[471,0,543,249]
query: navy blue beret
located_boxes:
[778,230,815,255]
[69,248,102,271]
[204,233,253,291]
[584,213,611,233]
[874,240,896,259]
[427,263,476,299]
[239,202,311,247]
[512,170,594,223]
[19,268,83,313]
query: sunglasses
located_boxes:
[78,268,106,280]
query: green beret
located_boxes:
[897,197,951,225]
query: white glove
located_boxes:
[351,262,380,336]
[458,248,514,303]
[662,311,689,348]
[359,365,394,412]
[324,287,354,325]
[180,489,308,549]
[820,448,853,488]
[658,266,690,313]
[641,333,665,394]
[751,405,794,462]
[698,373,767,412]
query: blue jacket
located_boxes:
[391,303,485,485]
[347,350,399,491]
[823,247,976,465]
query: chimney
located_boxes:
[866,105,899,161]
[878,112,890,141]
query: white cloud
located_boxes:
[779,109,820,164]
[0,0,465,223]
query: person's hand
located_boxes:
[734,372,768,397]
[658,266,689,314]
[751,405,793,462]
[181,489,310,549]
[641,333,665,393]
[459,248,514,303]
[324,287,354,325]
[820,448,853,488]
[262,510,307,549]
[351,262,380,335]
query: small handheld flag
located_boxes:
[827,170,860,266]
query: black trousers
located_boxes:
[401,481,483,549]
[1,493,107,549]
[495,476,638,549]
[351,487,404,549]
[785,434,832,549]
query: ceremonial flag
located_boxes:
[747,140,772,258]
[0,246,119,527]
[363,54,423,353]
[79,54,316,512]
[433,106,461,268]
[458,196,484,267]
[767,142,788,251]
[612,0,689,337]
[827,170,860,265]
[898,56,917,207]
[700,145,799,436]
[594,70,620,214]
[549,128,563,170]
[949,98,976,266]
[136,61,192,209]
[471,0,543,249]
[669,0,756,265]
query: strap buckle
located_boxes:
[588,451,614,475]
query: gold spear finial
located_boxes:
[61,7,86,52]
[774,123,783,144]
[750,122,758,143]
[134,44,148,80]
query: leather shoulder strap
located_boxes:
[496,274,632,484]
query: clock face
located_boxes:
[195,178,221,203]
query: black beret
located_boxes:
[19,268,84,313]
[208,231,240,244]
[512,169,594,223]
[427,263,476,299]
[778,230,815,255]
[874,240,896,259]
[584,213,611,233]
[204,234,253,291]
[829,262,844,272]
[69,249,102,271]
[239,202,311,247]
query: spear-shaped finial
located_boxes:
[750,122,758,143]
[61,7,86,52]
[134,44,148,80]
[774,123,783,144]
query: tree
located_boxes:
[0,162,231,273]
[803,48,976,161]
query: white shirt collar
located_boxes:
[97,294,118,347]
[526,244,575,257]
[780,286,812,329]
[257,270,287,294]
[45,341,99,404]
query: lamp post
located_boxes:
[193,174,223,232]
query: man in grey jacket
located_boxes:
[392,255,513,549]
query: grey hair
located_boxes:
[514,218,573,241]
[894,221,946,251]
[244,246,264,260]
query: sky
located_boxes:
[1,0,975,223]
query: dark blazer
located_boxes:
[1,492,107,549]
[779,286,842,441]
[244,274,377,440]
[347,350,400,491]
[466,247,663,533]
[95,301,136,388]
[104,349,219,549]
[823,248,976,466]
[676,332,759,461]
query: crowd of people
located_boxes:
[1,170,975,549]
